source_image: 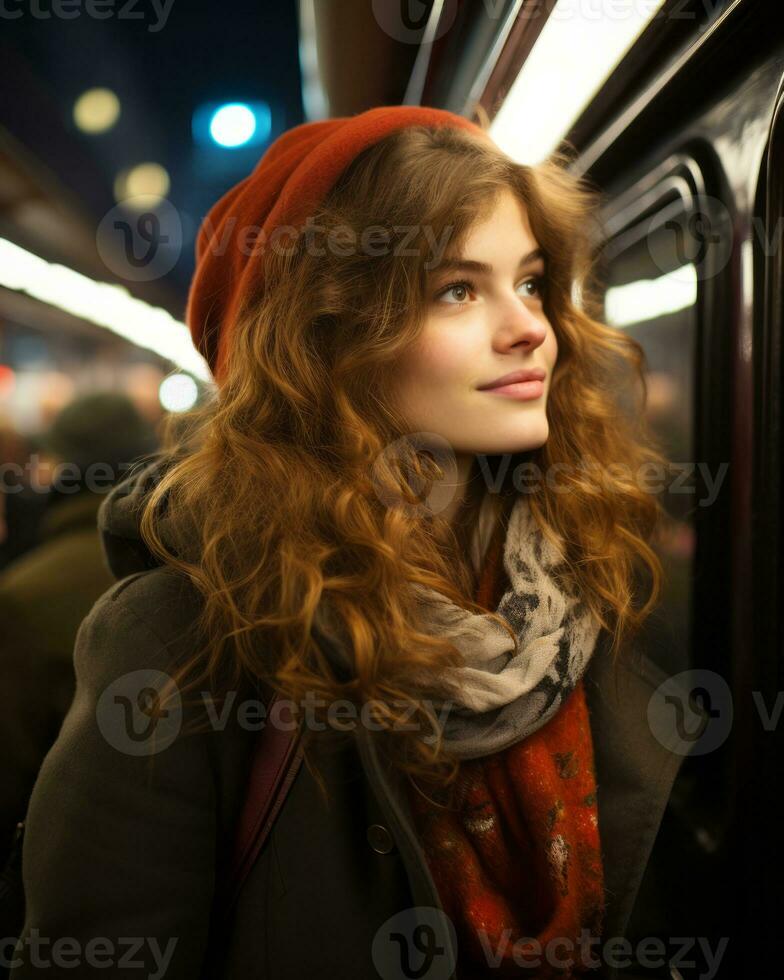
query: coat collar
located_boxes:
[350,630,702,977]
[581,635,701,944]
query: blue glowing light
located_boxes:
[209,103,257,147]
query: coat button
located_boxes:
[367,823,396,854]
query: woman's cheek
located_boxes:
[417,321,483,384]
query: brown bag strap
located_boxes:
[222,692,305,915]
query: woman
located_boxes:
[9,106,693,980]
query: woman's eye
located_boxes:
[518,276,544,298]
[436,280,475,304]
[435,275,545,305]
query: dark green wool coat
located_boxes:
[8,465,699,979]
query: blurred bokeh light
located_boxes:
[72,87,121,134]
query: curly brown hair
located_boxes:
[139,121,668,801]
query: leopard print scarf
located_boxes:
[409,492,602,760]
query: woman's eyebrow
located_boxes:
[431,248,545,276]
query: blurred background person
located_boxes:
[0,424,50,572]
[0,392,158,864]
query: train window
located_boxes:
[594,152,732,680]
[592,148,736,964]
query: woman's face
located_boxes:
[391,188,558,469]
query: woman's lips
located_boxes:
[481,379,544,400]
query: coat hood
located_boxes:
[97,455,189,581]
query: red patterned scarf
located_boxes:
[405,525,606,978]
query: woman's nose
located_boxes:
[495,299,548,351]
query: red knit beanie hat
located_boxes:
[186,105,493,381]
